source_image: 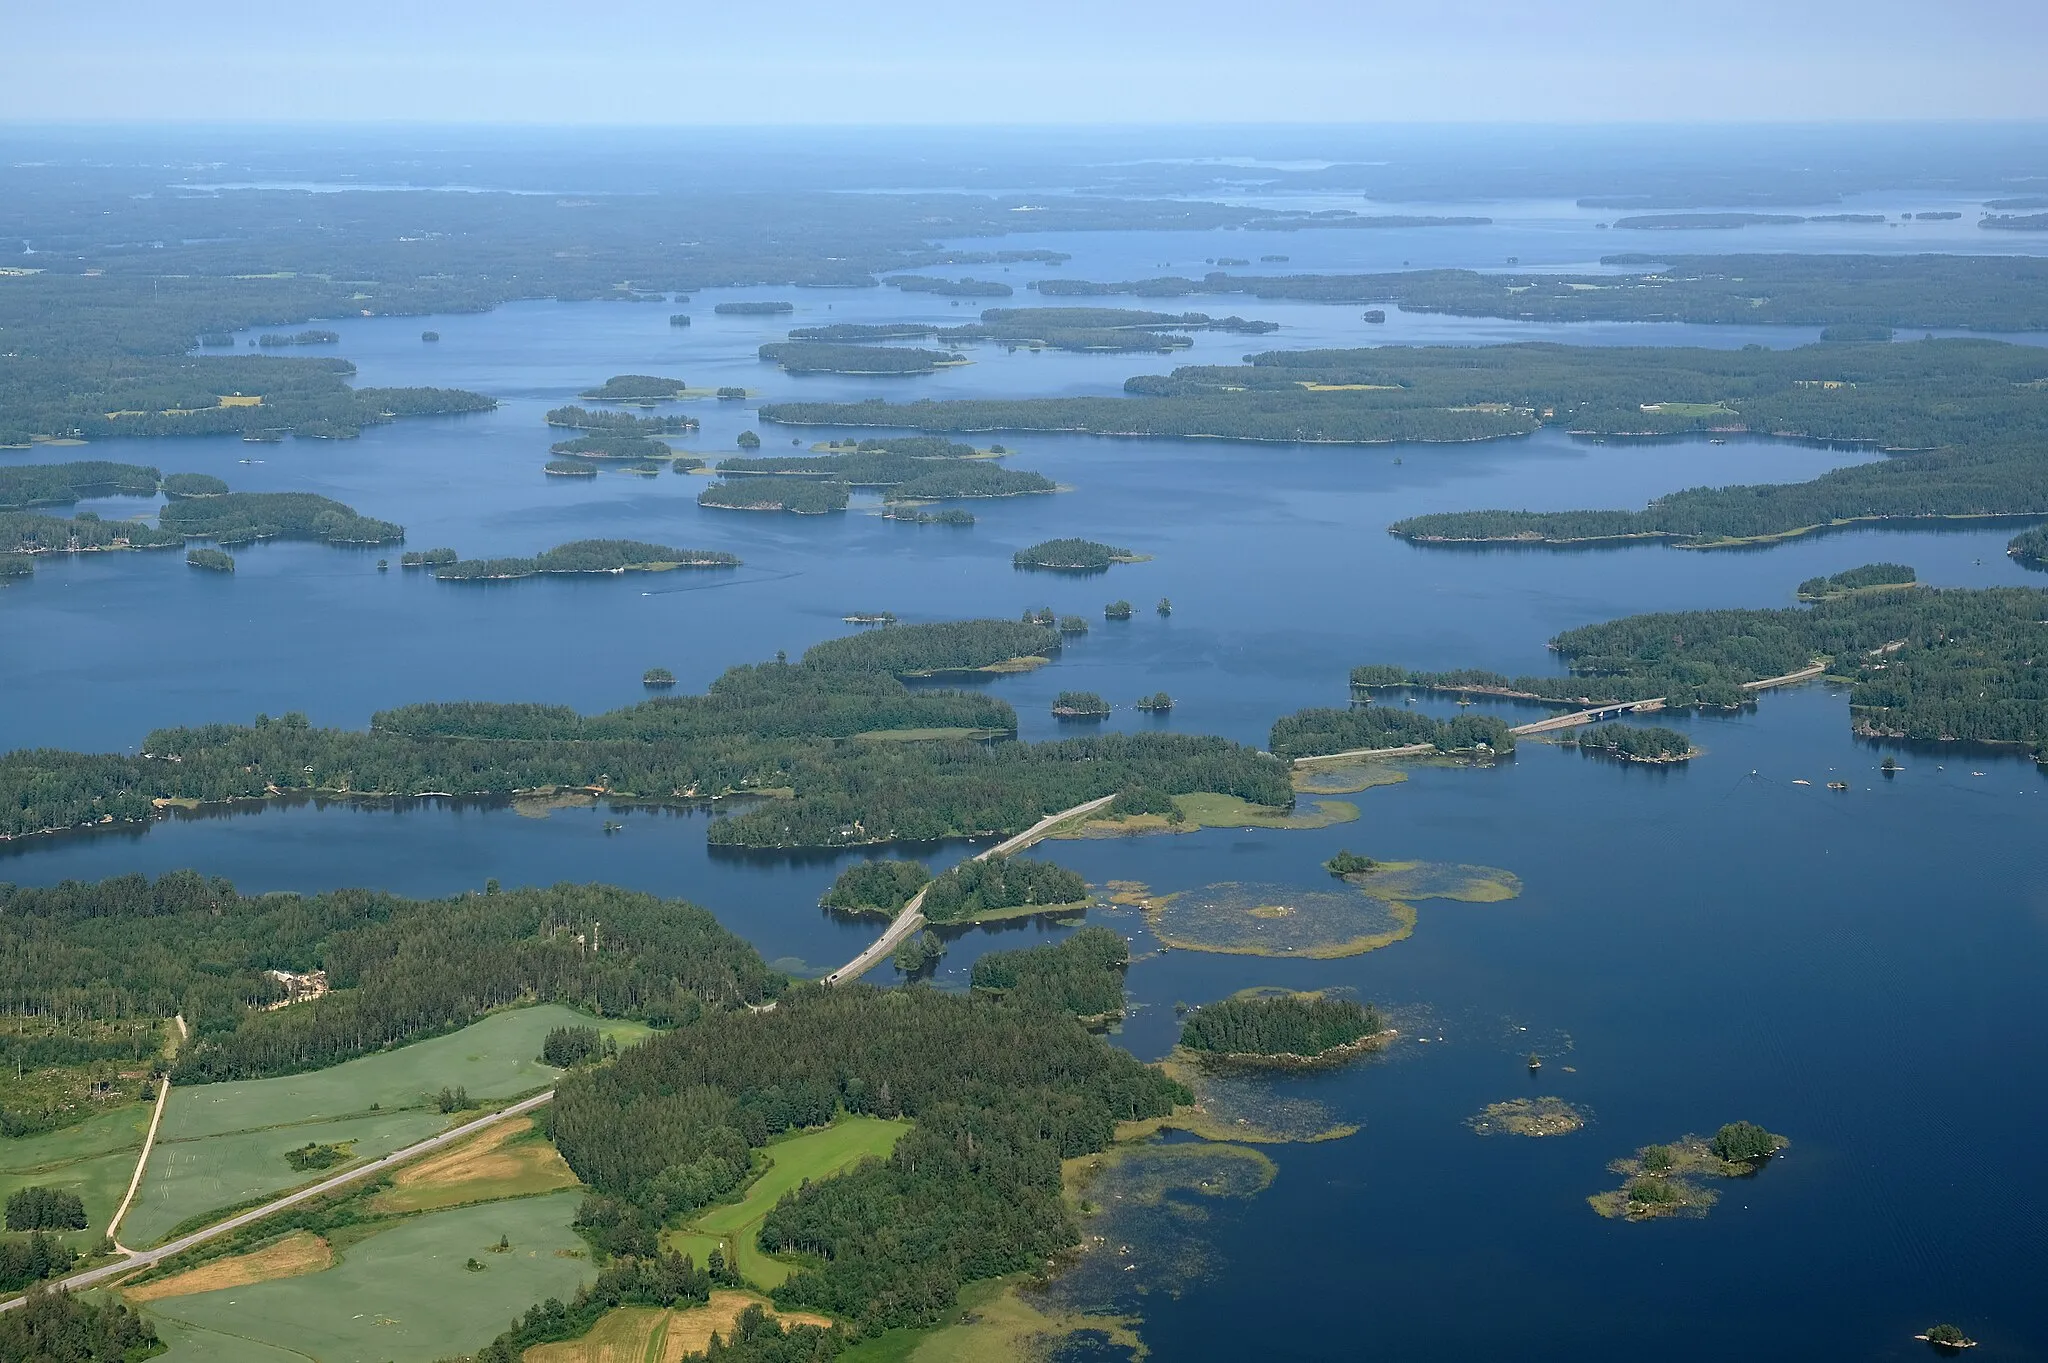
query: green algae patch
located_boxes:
[1588,1129,1788,1222]
[1468,1097,1587,1138]
[1291,762,1409,796]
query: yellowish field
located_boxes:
[126,1230,332,1302]
[372,1115,580,1214]
[524,1292,833,1363]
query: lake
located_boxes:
[4,244,2045,1359]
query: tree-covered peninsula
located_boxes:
[969,926,1131,1020]
[1352,574,2048,754]
[1,510,184,556]
[818,859,931,916]
[798,617,1057,676]
[0,460,163,509]
[920,854,1090,923]
[0,626,1292,844]
[432,540,740,580]
[935,306,1278,353]
[158,491,404,546]
[1270,706,1516,757]
[2008,525,2048,569]
[1563,723,1696,762]
[1179,993,1386,1063]
[1797,562,1916,600]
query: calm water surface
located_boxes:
[3,253,2046,1359]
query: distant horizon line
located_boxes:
[5,117,2047,133]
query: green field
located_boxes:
[126,1006,648,1247]
[668,1116,909,1288]
[123,1110,446,1247]
[162,1006,648,1141]
[144,1190,591,1363]
[0,1104,152,1244]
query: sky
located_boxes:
[5,0,2045,124]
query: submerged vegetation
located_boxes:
[1468,1097,1588,1137]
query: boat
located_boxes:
[1827,781,1849,791]
[1793,779,1811,786]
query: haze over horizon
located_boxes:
[7,0,2046,125]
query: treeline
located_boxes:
[475,1251,722,1363]
[920,855,1089,924]
[549,434,674,459]
[798,618,1058,676]
[548,981,1183,1335]
[0,1234,77,1294]
[885,276,1013,297]
[969,926,1130,1019]
[0,873,779,1085]
[1268,706,1517,757]
[698,477,850,514]
[1034,254,2048,331]
[0,461,161,510]
[2008,525,2048,568]
[758,342,964,375]
[1359,579,2048,752]
[432,540,739,581]
[0,642,1290,845]
[158,491,403,546]
[2,510,184,557]
[714,302,795,315]
[0,1285,159,1360]
[1179,994,1382,1058]
[257,329,340,346]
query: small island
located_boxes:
[1468,1097,1587,1137]
[884,506,975,525]
[1324,849,1379,876]
[545,458,599,477]
[1057,615,1089,635]
[1562,723,1697,763]
[578,374,690,402]
[698,476,850,514]
[433,539,740,581]
[257,329,340,347]
[400,547,457,569]
[1157,597,1172,616]
[549,433,673,460]
[669,313,691,327]
[713,300,794,315]
[715,386,747,399]
[1796,562,1917,601]
[421,330,440,342]
[185,548,234,573]
[544,405,697,433]
[843,611,897,625]
[1918,1324,1977,1353]
[1178,991,1390,1066]
[1135,692,1174,712]
[923,854,1089,924]
[161,473,230,499]
[1589,1121,1789,1221]
[642,668,676,689]
[1053,690,1111,719]
[1014,538,1146,572]
[758,341,967,375]
[1104,599,1133,620]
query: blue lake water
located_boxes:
[4,257,2047,1358]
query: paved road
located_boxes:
[0,1090,554,1311]
[823,793,1119,985]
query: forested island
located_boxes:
[0,619,1290,845]
[757,342,965,375]
[713,301,795,315]
[818,859,931,916]
[1031,254,2048,331]
[185,548,235,574]
[1053,691,1112,718]
[1014,538,1140,571]
[933,306,1278,354]
[162,472,230,498]
[159,491,404,546]
[2008,525,2048,568]
[401,547,458,569]
[1178,993,1387,1064]
[967,925,1131,1020]
[1349,574,2048,754]
[698,475,851,514]
[787,323,940,342]
[544,405,698,433]
[1797,562,1916,600]
[548,433,674,460]
[431,540,740,580]
[798,617,1057,677]
[1270,706,1516,757]
[1562,724,1696,762]
[886,275,1013,297]
[256,329,340,346]
[545,457,600,477]
[712,438,1050,502]
[1611,212,1807,229]
[579,375,691,401]
[1589,1122,1789,1221]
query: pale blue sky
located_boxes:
[6,0,2045,123]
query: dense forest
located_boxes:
[0,510,183,558]
[184,547,234,573]
[579,375,689,400]
[2008,525,2048,568]
[1267,706,1517,757]
[757,342,964,375]
[1354,578,2048,753]
[713,444,1052,501]
[431,540,739,581]
[1564,724,1697,761]
[1178,993,1383,1059]
[549,979,1182,1336]
[885,276,1013,297]
[698,477,851,514]
[544,405,698,434]
[0,874,779,1085]
[1797,562,1916,599]
[918,854,1090,924]
[797,618,1057,676]
[1031,254,2048,331]
[0,632,1291,843]
[157,491,404,546]
[0,1284,160,1361]
[548,433,675,460]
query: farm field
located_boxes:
[141,1189,592,1362]
[370,1114,580,1214]
[0,1104,152,1244]
[667,1116,909,1289]
[525,1291,834,1363]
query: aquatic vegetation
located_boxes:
[1292,761,1409,795]
[1134,861,1521,959]
[1061,793,1358,840]
[1467,1097,1587,1138]
[1588,1126,1788,1221]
